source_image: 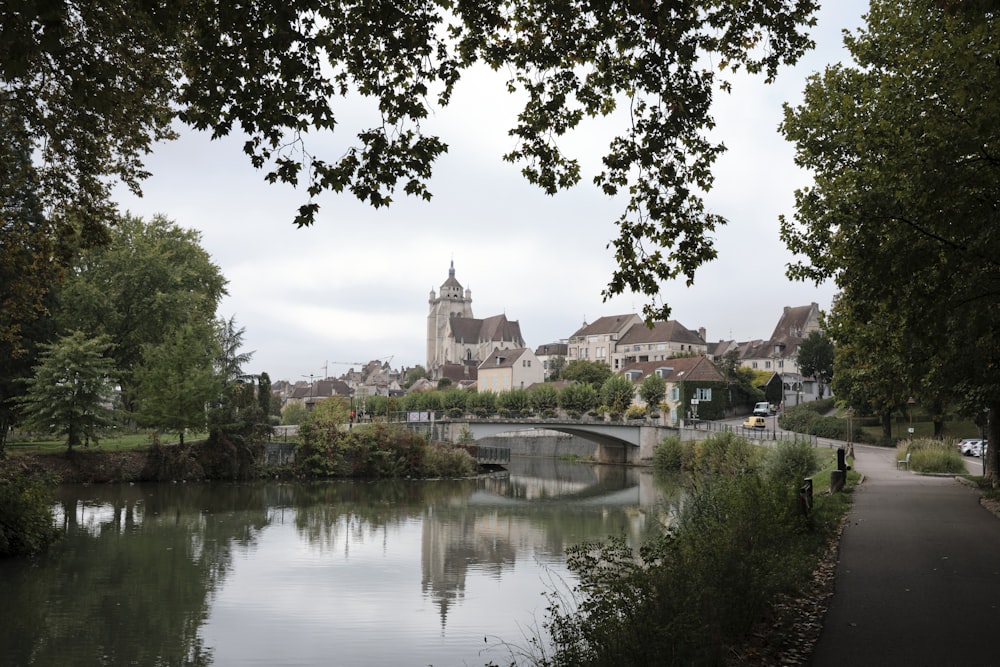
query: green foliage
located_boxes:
[55,215,226,414]
[296,422,473,478]
[466,390,496,417]
[599,375,635,416]
[529,384,560,415]
[281,401,306,426]
[561,360,613,387]
[544,466,834,666]
[558,383,600,415]
[652,436,683,471]
[134,320,220,445]
[624,404,646,420]
[440,388,468,416]
[310,396,352,427]
[901,439,966,475]
[18,331,117,450]
[4,1,818,324]
[653,432,762,477]
[796,332,834,398]
[0,472,60,558]
[781,2,1000,474]
[637,373,666,407]
[690,431,763,477]
[778,400,845,440]
[497,388,531,417]
[761,439,820,487]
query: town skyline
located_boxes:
[112,2,862,383]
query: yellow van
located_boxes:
[743,416,767,429]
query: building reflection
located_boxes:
[419,459,675,631]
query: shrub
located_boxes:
[762,438,820,487]
[295,423,473,478]
[625,404,647,420]
[0,473,60,558]
[546,470,820,666]
[901,439,966,474]
[692,431,762,476]
[778,406,820,434]
[653,436,683,471]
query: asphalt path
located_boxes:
[810,443,1000,667]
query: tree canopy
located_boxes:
[796,331,833,399]
[18,331,117,450]
[3,0,820,321]
[780,1,1000,474]
[55,214,227,413]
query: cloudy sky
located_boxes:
[114,1,868,382]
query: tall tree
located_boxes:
[600,375,636,415]
[3,1,820,321]
[561,359,613,388]
[55,214,227,414]
[18,331,117,450]
[0,108,71,454]
[135,321,220,445]
[638,373,667,409]
[796,331,834,399]
[780,1,1000,475]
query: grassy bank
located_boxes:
[512,433,858,667]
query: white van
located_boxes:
[753,402,771,416]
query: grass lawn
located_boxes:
[5,431,207,455]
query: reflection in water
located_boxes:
[0,459,685,666]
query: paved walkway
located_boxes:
[810,444,1000,666]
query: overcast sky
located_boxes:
[113,1,868,383]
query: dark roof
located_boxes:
[449,314,524,346]
[438,363,478,382]
[478,347,529,370]
[768,303,820,351]
[534,342,568,356]
[619,356,724,383]
[571,314,639,337]
[617,320,704,346]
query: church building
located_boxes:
[426,261,526,380]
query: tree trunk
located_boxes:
[987,401,1000,484]
[882,410,892,441]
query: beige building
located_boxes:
[566,314,642,367]
[567,314,707,371]
[477,347,544,393]
[737,302,826,406]
[612,320,707,369]
[426,261,525,379]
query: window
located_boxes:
[765,361,771,369]
[670,387,680,401]
[694,388,712,401]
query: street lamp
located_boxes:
[907,397,916,439]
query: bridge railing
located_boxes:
[679,420,818,446]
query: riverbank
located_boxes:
[2,439,258,484]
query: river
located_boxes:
[0,458,683,667]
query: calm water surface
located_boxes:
[0,458,682,666]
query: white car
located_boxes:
[959,439,983,456]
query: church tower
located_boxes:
[427,261,473,372]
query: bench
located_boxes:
[897,452,911,470]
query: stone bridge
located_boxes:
[442,418,677,465]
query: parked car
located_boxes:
[959,439,983,456]
[753,401,773,416]
[743,415,767,429]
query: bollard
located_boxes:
[836,447,851,472]
[798,478,814,516]
[830,469,845,493]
